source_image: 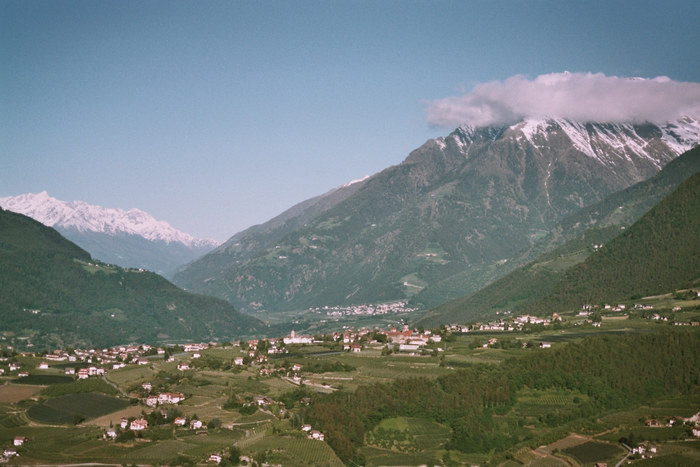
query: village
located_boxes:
[2,299,700,465]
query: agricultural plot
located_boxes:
[513,388,588,421]
[365,416,450,452]
[562,440,624,464]
[246,434,344,466]
[359,445,443,467]
[27,393,129,424]
[362,417,451,465]
[12,374,73,385]
[0,383,42,403]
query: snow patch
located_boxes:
[343,175,370,187]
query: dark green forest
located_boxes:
[304,330,700,463]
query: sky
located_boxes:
[2,0,700,242]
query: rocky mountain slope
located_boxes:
[174,117,700,313]
[0,191,219,277]
[0,207,261,350]
[174,177,367,287]
[417,146,700,325]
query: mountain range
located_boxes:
[0,191,219,277]
[173,117,700,314]
[0,207,261,350]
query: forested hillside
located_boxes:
[305,330,700,463]
[0,208,262,349]
[527,171,700,312]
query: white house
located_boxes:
[190,419,203,429]
[13,437,26,446]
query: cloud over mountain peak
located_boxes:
[426,72,700,128]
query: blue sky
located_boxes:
[2,0,699,242]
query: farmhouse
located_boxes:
[310,430,325,441]
[13,436,26,446]
[190,419,203,429]
[158,392,185,404]
[130,419,148,431]
[146,395,159,407]
[254,395,274,406]
[38,362,49,369]
[234,357,244,366]
[174,417,187,426]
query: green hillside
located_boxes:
[527,171,700,312]
[418,146,700,325]
[0,208,263,350]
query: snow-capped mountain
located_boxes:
[438,116,700,169]
[0,192,219,277]
[174,116,700,313]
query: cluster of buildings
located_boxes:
[308,300,417,319]
[1,437,27,461]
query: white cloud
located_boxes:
[426,72,700,128]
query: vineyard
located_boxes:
[27,393,129,424]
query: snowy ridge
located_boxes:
[0,192,219,249]
[509,117,700,167]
